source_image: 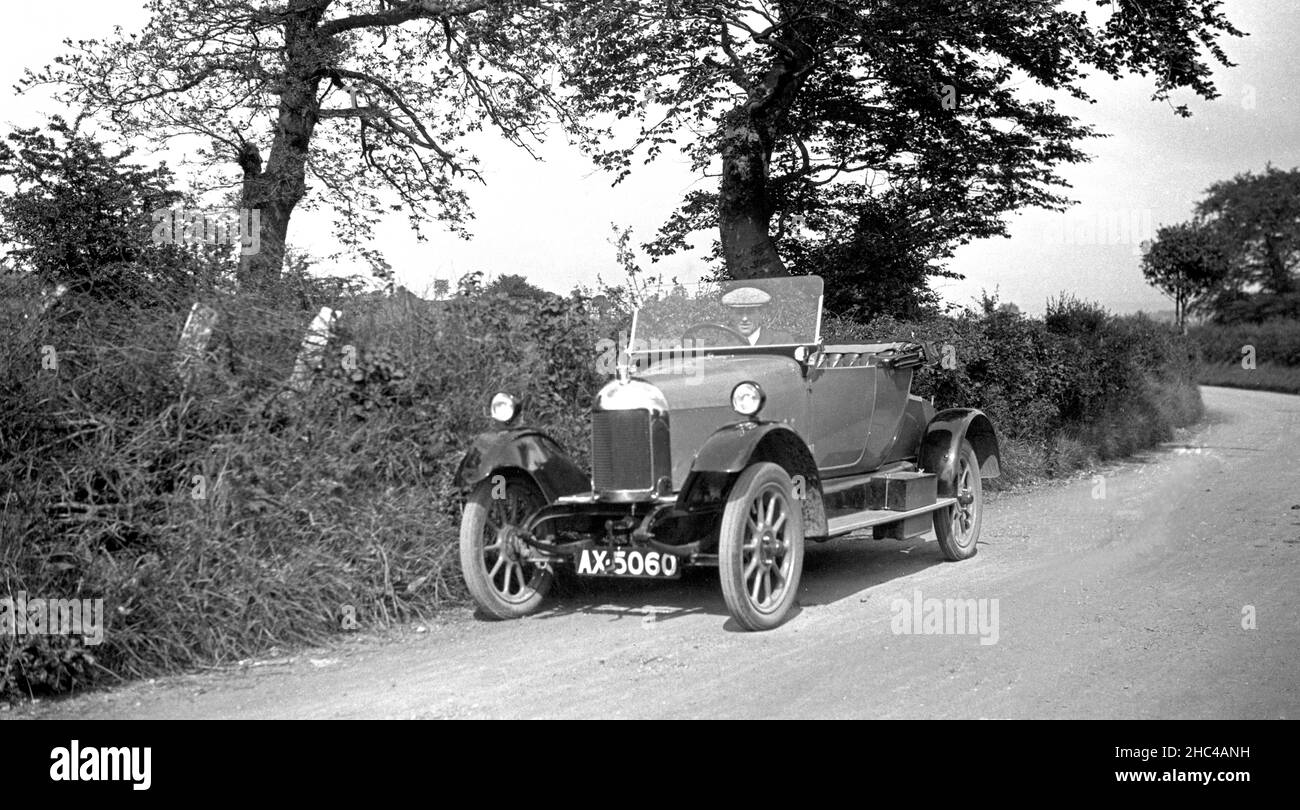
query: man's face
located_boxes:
[733,306,765,337]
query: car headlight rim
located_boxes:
[731,381,765,417]
[489,392,521,424]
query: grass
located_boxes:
[1197,363,1300,395]
[990,378,1204,488]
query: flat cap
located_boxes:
[721,286,772,308]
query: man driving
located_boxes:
[721,286,793,345]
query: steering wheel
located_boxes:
[681,322,749,345]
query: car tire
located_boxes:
[459,475,553,619]
[718,462,804,631]
[933,439,983,561]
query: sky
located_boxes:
[2,1,1298,315]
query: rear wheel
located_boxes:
[933,439,982,561]
[718,463,804,631]
[459,476,552,619]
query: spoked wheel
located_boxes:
[934,439,983,561]
[459,475,553,619]
[718,462,804,631]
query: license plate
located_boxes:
[576,549,681,579]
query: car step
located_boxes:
[825,498,956,538]
[820,462,918,494]
[823,469,938,513]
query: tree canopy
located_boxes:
[1140,221,1229,328]
[22,1,1244,314]
[1196,165,1300,296]
[22,0,576,287]
[1143,165,1300,324]
[558,0,1243,315]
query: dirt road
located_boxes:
[19,386,1300,719]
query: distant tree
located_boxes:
[482,273,553,305]
[1196,165,1300,296]
[0,117,232,299]
[1141,221,1231,328]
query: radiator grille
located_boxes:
[592,410,653,491]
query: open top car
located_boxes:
[457,275,1000,630]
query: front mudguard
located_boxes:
[920,409,1001,496]
[456,428,590,502]
[684,422,827,537]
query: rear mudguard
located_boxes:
[683,422,827,537]
[456,429,590,502]
[920,409,1001,496]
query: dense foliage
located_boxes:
[1,278,1201,698]
[827,296,1203,482]
[1197,166,1300,299]
[1190,318,1300,368]
[561,0,1242,316]
[1143,166,1300,325]
[0,118,233,299]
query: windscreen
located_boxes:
[629,275,823,353]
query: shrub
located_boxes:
[0,279,616,698]
[828,297,1203,486]
[1189,318,1300,368]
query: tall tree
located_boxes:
[23,1,574,289]
[1196,165,1300,296]
[559,0,1243,294]
[1141,221,1230,328]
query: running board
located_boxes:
[819,463,917,496]
[825,497,956,538]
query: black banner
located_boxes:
[4,720,1281,799]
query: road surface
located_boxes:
[17,386,1300,719]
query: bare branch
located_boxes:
[329,67,469,175]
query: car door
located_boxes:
[809,349,913,475]
[808,352,875,473]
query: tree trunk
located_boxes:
[236,8,327,290]
[719,109,787,279]
[717,44,814,280]
[1263,235,1295,294]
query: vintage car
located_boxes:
[457,275,1000,630]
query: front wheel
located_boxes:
[933,439,983,561]
[459,475,552,619]
[718,462,804,631]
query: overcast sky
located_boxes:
[3,1,1297,315]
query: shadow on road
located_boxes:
[524,535,949,628]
